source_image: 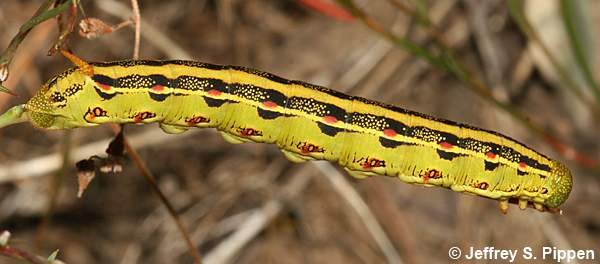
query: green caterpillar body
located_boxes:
[0,59,572,213]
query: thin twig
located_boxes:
[95,0,192,59]
[129,0,141,59]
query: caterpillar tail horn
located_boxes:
[0,105,27,129]
[60,50,94,76]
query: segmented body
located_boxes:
[20,59,572,211]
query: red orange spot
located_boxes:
[361,158,384,169]
[301,144,315,153]
[383,129,397,137]
[239,128,261,137]
[262,101,277,108]
[519,162,528,169]
[186,116,209,126]
[485,152,497,159]
[96,82,111,91]
[207,89,222,96]
[475,182,489,190]
[133,112,156,123]
[423,173,430,183]
[323,115,338,124]
[420,169,441,183]
[92,107,106,117]
[241,129,250,136]
[439,142,453,150]
[152,85,164,92]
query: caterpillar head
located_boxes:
[0,68,86,129]
[545,160,573,208]
[15,67,89,129]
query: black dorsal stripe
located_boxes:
[92,74,115,86]
[86,70,552,174]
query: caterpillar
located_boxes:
[0,52,572,214]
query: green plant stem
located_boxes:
[559,0,600,106]
[0,0,75,94]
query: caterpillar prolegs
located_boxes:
[0,53,572,213]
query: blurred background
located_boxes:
[0,0,599,263]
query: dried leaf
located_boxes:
[76,159,96,198]
[79,18,116,39]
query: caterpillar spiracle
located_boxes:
[0,53,572,214]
